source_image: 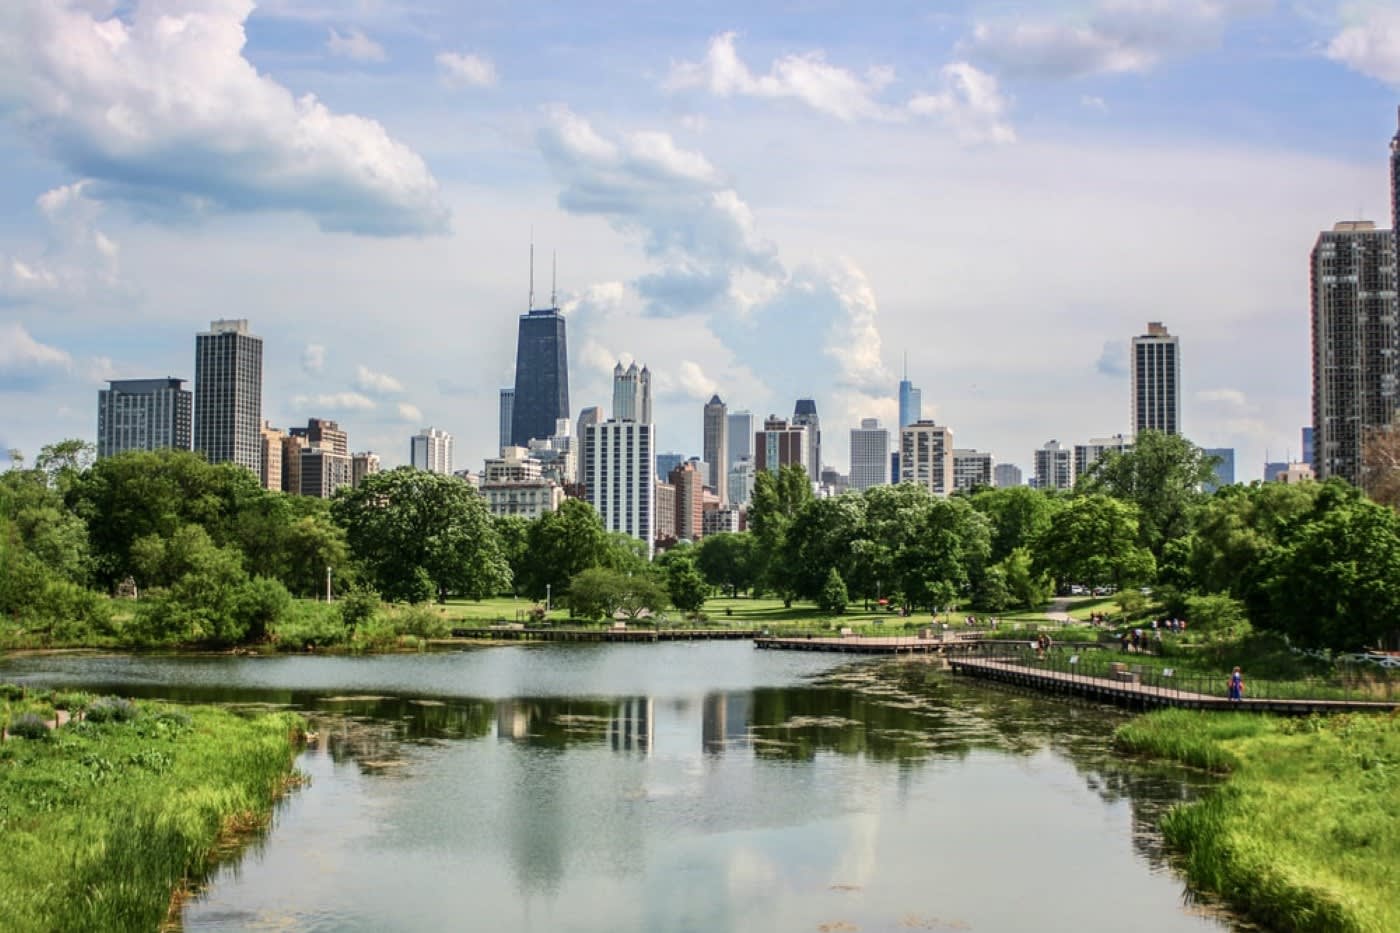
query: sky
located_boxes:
[3,0,1400,481]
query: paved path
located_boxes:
[1045,598,1073,624]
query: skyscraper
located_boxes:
[259,422,284,491]
[410,427,454,474]
[792,398,821,481]
[1311,221,1397,485]
[583,420,655,556]
[612,362,652,423]
[754,417,808,475]
[194,319,262,473]
[290,417,348,456]
[952,449,994,492]
[702,395,728,503]
[900,421,954,496]
[498,389,514,451]
[1034,440,1074,491]
[669,461,704,541]
[1203,448,1235,492]
[727,411,753,471]
[96,378,191,459]
[993,463,1023,488]
[1073,434,1131,483]
[849,418,889,491]
[1131,322,1181,437]
[1301,427,1315,469]
[898,357,922,430]
[575,406,601,485]
[510,303,569,448]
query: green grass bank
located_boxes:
[1115,709,1400,932]
[0,688,305,933]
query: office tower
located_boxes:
[582,420,655,556]
[1311,221,1398,484]
[96,377,192,459]
[703,395,729,503]
[575,406,601,485]
[611,362,652,423]
[299,446,353,498]
[352,451,380,488]
[669,462,704,541]
[754,417,808,475]
[898,356,922,430]
[654,482,677,541]
[1301,427,1315,469]
[1034,440,1074,491]
[510,300,569,448]
[290,417,348,456]
[1263,461,1288,483]
[900,421,954,495]
[792,399,821,481]
[410,427,453,474]
[194,319,262,473]
[1073,434,1131,484]
[728,457,755,507]
[655,452,686,479]
[727,410,753,471]
[849,418,890,491]
[1131,322,1181,437]
[952,449,994,492]
[891,452,900,485]
[498,389,514,450]
[1392,106,1400,278]
[1202,448,1235,492]
[280,434,307,495]
[259,422,284,492]
[993,463,1023,488]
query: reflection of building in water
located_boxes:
[608,697,653,753]
[701,691,751,756]
[496,699,533,742]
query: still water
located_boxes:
[0,644,1232,932]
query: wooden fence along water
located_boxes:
[450,627,761,642]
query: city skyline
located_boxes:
[4,2,1400,479]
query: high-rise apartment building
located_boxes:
[793,399,821,481]
[410,427,453,474]
[1311,221,1398,484]
[498,389,514,450]
[898,359,922,430]
[654,482,677,541]
[582,420,655,556]
[1073,434,1131,483]
[727,410,753,471]
[952,449,994,492]
[993,463,1023,488]
[194,319,262,473]
[655,452,686,479]
[702,395,728,503]
[259,422,284,492]
[728,457,755,506]
[280,434,307,495]
[510,304,569,447]
[351,451,380,488]
[290,418,348,456]
[1203,448,1235,492]
[96,378,192,459]
[669,461,704,542]
[299,447,353,498]
[1131,322,1180,437]
[1034,440,1074,491]
[849,418,890,492]
[754,417,808,476]
[900,421,954,496]
[575,406,601,485]
[611,362,652,423]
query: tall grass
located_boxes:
[1116,710,1400,932]
[0,689,304,932]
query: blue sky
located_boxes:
[3,0,1400,479]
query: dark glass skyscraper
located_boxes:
[194,319,262,473]
[510,306,569,447]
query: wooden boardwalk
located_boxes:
[754,635,967,655]
[450,627,760,643]
[948,657,1400,714]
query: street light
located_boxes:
[326,566,333,603]
[546,583,551,614]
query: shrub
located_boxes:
[85,697,139,724]
[0,684,24,701]
[7,712,50,740]
[338,586,380,630]
[270,602,348,650]
[51,691,92,712]
[390,603,450,639]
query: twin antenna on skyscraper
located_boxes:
[527,233,558,311]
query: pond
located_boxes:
[0,643,1232,932]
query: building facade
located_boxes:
[510,305,570,447]
[900,420,954,496]
[259,422,283,491]
[754,417,808,476]
[1034,440,1074,491]
[611,362,652,423]
[290,418,348,456]
[299,446,353,498]
[727,411,753,472]
[194,319,262,473]
[96,377,192,460]
[792,399,821,481]
[898,366,922,430]
[702,395,728,503]
[498,389,514,450]
[1311,221,1398,484]
[728,457,755,507]
[849,418,890,492]
[1203,447,1235,492]
[410,427,453,474]
[1073,434,1131,484]
[582,420,655,556]
[669,461,704,542]
[952,449,994,492]
[993,463,1023,488]
[1131,321,1181,437]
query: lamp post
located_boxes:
[546,583,551,614]
[326,566,333,602]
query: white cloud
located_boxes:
[1081,94,1108,111]
[396,402,423,422]
[907,63,1016,145]
[676,360,719,400]
[1327,7,1400,85]
[666,31,897,121]
[327,27,386,63]
[292,391,376,412]
[960,1,1269,79]
[436,51,498,88]
[302,343,326,375]
[0,322,72,389]
[354,364,405,395]
[0,0,448,236]
[1197,387,1250,409]
[0,181,125,309]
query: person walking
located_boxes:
[1228,666,1245,702]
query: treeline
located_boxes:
[4,432,1400,651]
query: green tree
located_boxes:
[747,465,813,606]
[518,499,608,602]
[567,567,668,622]
[784,494,866,602]
[817,567,849,615]
[331,468,510,603]
[663,551,709,615]
[492,515,531,596]
[1079,431,1217,560]
[1185,480,1323,601]
[999,547,1050,611]
[694,532,758,597]
[970,485,1057,564]
[1033,494,1155,591]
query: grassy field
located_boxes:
[1115,710,1400,932]
[0,688,305,932]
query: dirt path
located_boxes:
[1046,597,1073,624]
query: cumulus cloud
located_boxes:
[1095,340,1128,377]
[0,322,72,389]
[354,364,404,395]
[292,391,376,412]
[302,344,326,375]
[0,0,448,236]
[960,1,1268,79]
[396,402,423,422]
[906,64,1015,144]
[1197,387,1249,408]
[436,51,498,88]
[676,360,720,400]
[327,27,386,63]
[0,181,125,309]
[1327,7,1400,85]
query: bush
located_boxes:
[85,697,139,724]
[270,602,348,650]
[389,603,449,639]
[338,586,380,630]
[232,576,294,643]
[0,684,24,701]
[7,712,50,740]
[51,691,91,712]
